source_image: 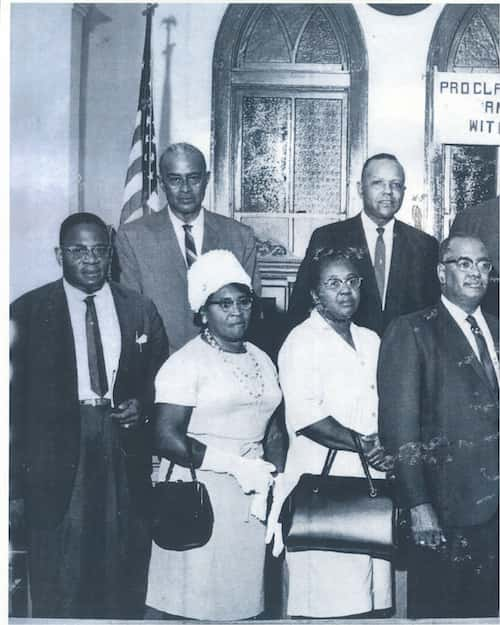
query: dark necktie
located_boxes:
[374,226,386,303]
[466,314,499,396]
[84,295,108,397]
[183,224,197,268]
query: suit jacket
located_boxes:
[378,302,499,528]
[115,208,260,353]
[450,196,499,317]
[10,279,169,529]
[288,213,440,336]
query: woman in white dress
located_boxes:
[145,250,282,621]
[268,247,393,618]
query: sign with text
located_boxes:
[434,70,500,145]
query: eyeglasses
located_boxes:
[321,276,363,291]
[370,180,405,192]
[164,173,204,188]
[206,296,253,312]
[442,257,492,273]
[61,245,111,261]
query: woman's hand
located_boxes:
[233,457,276,494]
[265,472,300,557]
[359,433,394,472]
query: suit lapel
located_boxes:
[353,214,382,309]
[202,209,220,252]
[385,220,406,314]
[46,280,78,403]
[438,302,497,401]
[110,283,136,380]
[156,210,187,281]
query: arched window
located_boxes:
[212,4,367,310]
[426,4,499,239]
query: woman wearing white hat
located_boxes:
[145,250,282,621]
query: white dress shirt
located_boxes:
[63,280,122,401]
[441,294,500,381]
[168,206,204,265]
[360,211,395,308]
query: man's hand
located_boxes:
[410,502,446,548]
[110,398,142,429]
[359,433,394,472]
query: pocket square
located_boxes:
[135,332,148,351]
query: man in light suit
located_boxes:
[115,143,260,353]
[288,153,440,336]
[378,234,499,618]
[10,213,168,618]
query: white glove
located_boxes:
[233,457,276,494]
[201,447,276,494]
[265,472,300,557]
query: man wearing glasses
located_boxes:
[288,153,440,336]
[115,143,260,353]
[10,212,168,618]
[378,234,499,618]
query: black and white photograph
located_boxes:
[8,1,500,623]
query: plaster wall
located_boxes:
[10,3,78,300]
[83,3,445,230]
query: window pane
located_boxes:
[454,10,499,69]
[296,8,343,64]
[244,7,291,64]
[293,98,344,214]
[450,145,497,215]
[241,96,291,213]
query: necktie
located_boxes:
[84,295,108,397]
[183,224,197,268]
[374,226,386,303]
[466,315,499,396]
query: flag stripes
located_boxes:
[120,4,160,225]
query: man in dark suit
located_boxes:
[378,234,499,618]
[10,212,168,618]
[115,143,260,353]
[450,195,499,317]
[288,153,440,335]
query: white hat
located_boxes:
[187,250,252,312]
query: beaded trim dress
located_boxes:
[146,335,282,620]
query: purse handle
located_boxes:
[165,460,197,482]
[163,439,197,483]
[320,431,379,498]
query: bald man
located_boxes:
[115,143,260,353]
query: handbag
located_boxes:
[152,459,214,551]
[280,432,398,560]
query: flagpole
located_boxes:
[120,3,160,224]
[141,3,157,202]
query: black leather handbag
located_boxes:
[280,433,397,560]
[152,460,214,551]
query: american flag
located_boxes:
[120,4,160,225]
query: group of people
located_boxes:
[10,143,499,621]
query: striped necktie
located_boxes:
[374,226,386,303]
[84,295,108,397]
[466,315,499,396]
[183,224,197,267]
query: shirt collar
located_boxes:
[309,308,358,333]
[63,278,110,303]
[361,211,395,238]
[168,205,204,230]
[441,294,481,324]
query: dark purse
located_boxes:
[152,460,214,551]
[280,432,398,560]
